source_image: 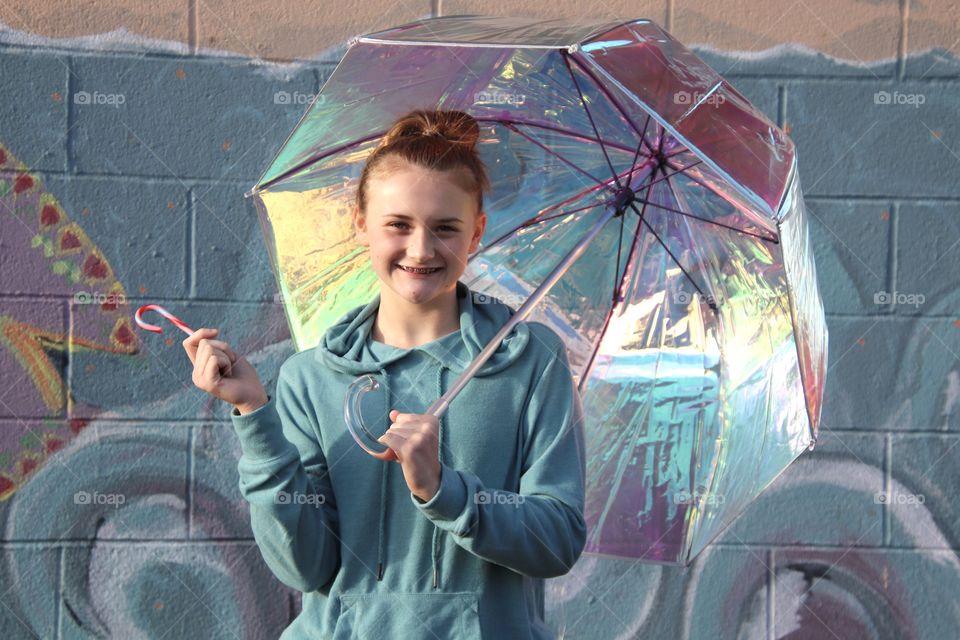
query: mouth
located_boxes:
[396,264,443,275]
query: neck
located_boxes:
[372,284,461,349]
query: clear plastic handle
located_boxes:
[343,374,390,455]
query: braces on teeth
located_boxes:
[400,265,440,273]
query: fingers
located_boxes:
[184,328,237,379]
[201,338,238,363]
[214,351,233,377]
[390,411,421,423]
[379,425,419,441]
[389,410,437,426]
[377,424,434,461]
[196,345,232,379]
[198,352,221,388]
[369,410,438,464]
[193,349,234,389]
[367,445,399,462]
[376,431,410,463]
[183,327,236,357]
[182,327,218,361]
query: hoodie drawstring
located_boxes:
[431,365,446,589]
[376,366,389,581]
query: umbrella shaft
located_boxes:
[427,201,622,417]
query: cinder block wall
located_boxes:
[1,2,958,638]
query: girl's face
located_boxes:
[354,162,487,306]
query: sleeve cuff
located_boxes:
[410,462,467,521]
[229,395,296,461]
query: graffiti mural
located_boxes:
[1,2,959,638]
[0,142,137,501]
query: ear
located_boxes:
[353,205,369,246]
[469,209,487,254]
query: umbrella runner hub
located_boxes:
[613,186,635,213]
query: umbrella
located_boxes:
[246,15,828,565]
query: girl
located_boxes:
[184,109,587,639]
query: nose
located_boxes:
[406,227,436,261]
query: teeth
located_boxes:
[399,265,440,274]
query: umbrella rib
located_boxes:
[516,181,612,225]
[255,132,382,192]
[662,156,777,233]
[613,206,626,304]
[523,158,700,233]
[665,146,691,160]
[476,156,672,257]
[628,201,719,313]
[561,51,623,189]
[480,158,704,256]
[525,154,659,223]
[633,196,779,244]
[504,122,618,193]
[254,117,637,194]
[478,161,651,259]
[255,115,647,195]
[641,159,704,192]
[625,109,661,186]
[478,117,639,155]
[513,147,690,232]
[564,52,658,157]
[627,118,653,186]
[578,168,662,393]
[522,202,604,226]
[474,202,605,258]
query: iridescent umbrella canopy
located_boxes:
[246,15,829,565]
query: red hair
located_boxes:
[356,109,490,215]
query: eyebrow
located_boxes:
[383,213,463,224]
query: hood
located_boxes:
[317,280,532,589]
[318,280,531,375]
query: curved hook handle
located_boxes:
[134,304,195,336]
[343,374,390,456]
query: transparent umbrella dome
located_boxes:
[247,15,829,565]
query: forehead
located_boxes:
[366,165,475,217]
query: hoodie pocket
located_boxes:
[334,591,481,640]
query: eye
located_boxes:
[387,221,458,232]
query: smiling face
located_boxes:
[354,161,487,306]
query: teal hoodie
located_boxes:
[230,280,587,639]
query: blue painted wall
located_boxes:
[1,35,959,640]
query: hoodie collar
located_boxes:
[318,280,530,376]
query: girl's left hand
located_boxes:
[371,409,442,502]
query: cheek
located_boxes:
[369,234,403,259]
[450,235,474,253]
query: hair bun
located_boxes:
[382,109,480,149]
[357,108,490,216]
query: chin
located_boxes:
[382,270,457,305]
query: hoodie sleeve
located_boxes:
[410,338,587,579]
[230,361,341,593]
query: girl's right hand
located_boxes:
[183,327,268,412]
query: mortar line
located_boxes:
[897,0,910,80]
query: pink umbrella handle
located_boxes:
[134,304,196,336]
